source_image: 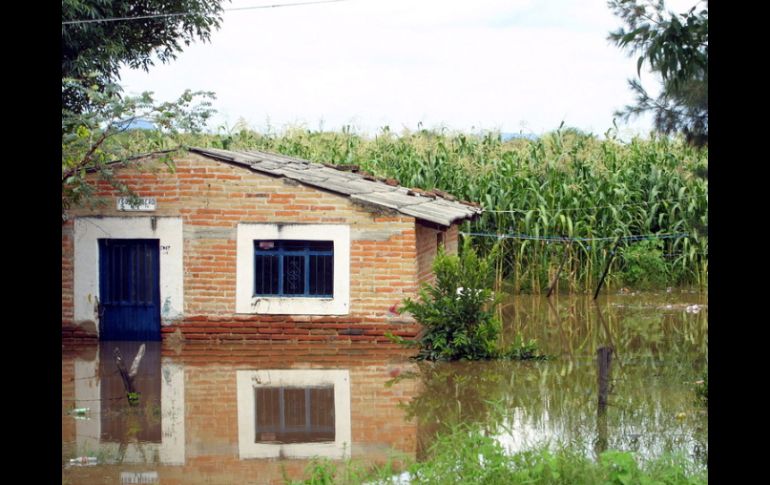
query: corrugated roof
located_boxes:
[189,147,483,226]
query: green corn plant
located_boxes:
[134,125,707,293]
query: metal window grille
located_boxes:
[254,386,335,443]
[100,239,157,306]
[254,240,334,297]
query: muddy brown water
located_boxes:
[62,290,707,484]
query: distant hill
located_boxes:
[115,118,156,131]
[500,132,539,141]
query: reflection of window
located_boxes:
[237,369,350,459]
[255,386,335,443]
[254,240,334,297]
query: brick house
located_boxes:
[61,147,482,342]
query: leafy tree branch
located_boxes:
[62,79,216,219]
[608,0,708,147]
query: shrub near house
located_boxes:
[400,243,546,361]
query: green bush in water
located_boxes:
[620,240,670,289]
[402,242,501,360]
[400,242,546,361]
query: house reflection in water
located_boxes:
[63,342,418,484]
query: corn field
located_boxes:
[176,125,707,294]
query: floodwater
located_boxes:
[62,290,707,484]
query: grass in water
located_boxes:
[284,425,706,484]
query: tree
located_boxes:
[608,0,708,147]
[62,0,226,113]
[61,1,226,219]
[61,79,216,219]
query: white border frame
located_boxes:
[236,369,351,459]
[73,217,184,330]
[236,224,350,315]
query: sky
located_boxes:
[117,0,696,138]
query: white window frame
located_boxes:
[236,224,350,315]
[236,370,351,459]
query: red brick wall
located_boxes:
[446,224,459,253]
[415,222,460,286]
[62,343,419,484]
[183,346,418,483]
[62,153,463,341]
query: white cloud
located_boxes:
[118,0,694,137]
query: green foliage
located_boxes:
[400,242,547,361]
[61,79,216,219]
[500,335,548,361]
[62,0,226,113]
[695,370,707,405]
[600,450,640,485]
[61,0,222,217]
[126,391,140,405]
[287,459,338,485]
[608,0,708,147]
[190,126,707,291]
[410,425,511,484]
[402,243,502,360]
[408,425,707,485]
[620,240,670,289]
[283,455,410,485]
[106,125,708,291]
[279,430,706,484]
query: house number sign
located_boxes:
[117,197,157,211]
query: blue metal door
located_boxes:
[98,239,161,341]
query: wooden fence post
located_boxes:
[597,346,613,412]
[595,345,613,455]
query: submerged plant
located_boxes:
[127,391,141,405]
[695,370,708,405]
[287,458,337,485]
[401,243,500,360]
[400,242,545,361]
[500,335,548,361]
[283,455,412,485]
[620,240,670,289]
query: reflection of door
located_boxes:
[98,239,160,341]
[99,342,162,443]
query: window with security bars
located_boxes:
[254,240,334,297]
[254,386,335,443]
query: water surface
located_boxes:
[62,289,707,483]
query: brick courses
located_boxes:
[62,153,461,342]
[62,342,419,484]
